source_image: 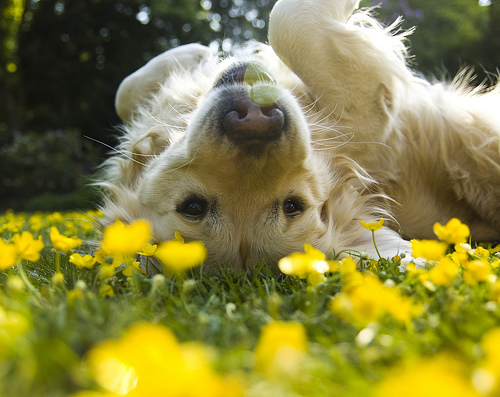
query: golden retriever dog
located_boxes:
[100,0,500,272]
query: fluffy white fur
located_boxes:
[100,0,500,272]
[269,0,500,240]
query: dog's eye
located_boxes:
[283,197,304,218]
[177,196,208,220]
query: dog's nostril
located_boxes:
[222,97,285,143]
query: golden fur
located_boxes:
[100,0,500,272]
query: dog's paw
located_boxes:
[116,44,212,121]
[271,0,360,26]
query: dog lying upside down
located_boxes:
[99,0,500,272]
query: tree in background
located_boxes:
[0,0,25,133]
[363,0,494,82]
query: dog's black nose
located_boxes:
[222,96,285,143]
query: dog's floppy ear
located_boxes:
[115,43,212,122]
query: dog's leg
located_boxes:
[115,44,212,122]
[269,0,410,146]
[445,93,500,236]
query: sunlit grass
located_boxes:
[1,211,500,396]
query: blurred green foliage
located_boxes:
[1,129,101,211]
[0,0,499,211]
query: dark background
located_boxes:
[1,0,499,211]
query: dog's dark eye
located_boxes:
[177,196,208,220]
[283,197,304,218]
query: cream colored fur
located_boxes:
[269,0,500,241]
[100,0,500,272]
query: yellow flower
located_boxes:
[339,257,364,292]
[99,264,115,280]
[411,239,448,261]
[101,219,151,257]
[329,272,417,325]
[374,354,479,397]
[122,261,145,276]
[490,282,500,303]
[68,289,84,304]
[474,246,490,259]
[463,260,493,285]
[433,218,470,245]
[0,306,31,351]
[12,231,45,262]
[359,218,385,232]
[138,243,158,257]
[99,284,115,297]
[154,235,206,273]
[84,323,242,397]
[480,328,500,387]
[29,213,44,232]
[6,275,25,293]
[254,321,307,377]
[69,253,96,270]
[0,240,17,270]
[278,244,332,284]
[50,227,82,253]
[428,257,459,286]
[52,272,65,286]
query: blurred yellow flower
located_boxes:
[474,246,490,259]
[29,213,44,232]
[278,244,333,285]
[101,219,151,257]
[50,227,83,253]
[339,257,364,292]
[329,272,417,325]
[428,257,459,286]
[137,243,158,257]
[84,322,242,397]
[411,239,448,261]
[122,261,145,276]
[70,253,96,270]
[0,240,17,270]
[67,289,84,304]
[374,354,478,397]
[463,260,493,285]
[433,218,470,245]
[0,306,31,353]
[490,282,500,303]
[12,231,45,262]
[99,264,115,280]
[52,272,65,286]
[154,235,206,273]
[359,218,384,232]
[1,210,25,232]
[99,284,115,298]
[479,327,500,395]
[254,321,307,377]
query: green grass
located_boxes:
[1,211,500,396]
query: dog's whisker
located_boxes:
[146,110,185,130]
[84,135,149,166]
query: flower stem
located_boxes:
[16,262,43,303]
[372,231,382,260]
[56,251,61,273]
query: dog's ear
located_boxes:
[115,43,212,122]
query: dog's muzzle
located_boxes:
[213,63,287,149]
